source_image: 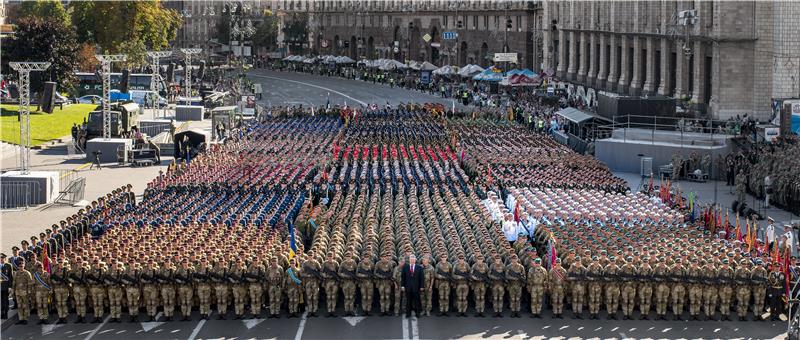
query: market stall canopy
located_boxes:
[500,74,540,87]
[417,61,438,71]
[379,59,408,70]
[335,56,356,64]
[432,65,458,75]
[472,67,504,82]
[506,68,538,77]
[458,64,485,77]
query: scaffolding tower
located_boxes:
[180,48,202,99]
[147,51,172,118]
[94,54,127,139]
[9,62,51,174]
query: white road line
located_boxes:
[187,319,206,340]
[248,73,368,106]
[410,315,419,340]
[401,315,410,340]
[294,310,309,340]
[83,315,111,340]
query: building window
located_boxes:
[484,15,488,29]
[443,15,448,28]
[473,15,477,29]
[517,15,521,31]
[494,16,499,30]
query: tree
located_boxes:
[19,0,70,25]
[252,14,278,51]
[70,1,182,67]
[282,15,309,55]
[76,43,99,72]
[1,17,79,93]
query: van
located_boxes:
[129,90,167,108]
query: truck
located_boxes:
[82,102,141,144]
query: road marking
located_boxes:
[401,315,410,340]
[294,310,308,340]
[73,163,92,172]
[83,315,111,340]
[187,319,205,340]
[410,315,419,340]
[140,312,164,332]
[342,316,367,326]
[248,73,367,106]
[42,323,64,335]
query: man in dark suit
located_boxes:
[401,254,424,317]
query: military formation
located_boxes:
[1,105,791,325]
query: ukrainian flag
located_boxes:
[288,220,298,260]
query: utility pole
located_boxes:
[147,51,172,118]
[95,54,127,140]
[180,48,202,99]
[9,62,50,174]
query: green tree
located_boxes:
[1,17,79,93]
[70,1,181,67]
[19,0,70,25]
[282,15,308,55]
[252,15,278,51]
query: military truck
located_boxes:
[84,102,141,142]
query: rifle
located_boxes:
[68,271,85,285]
[193,270,209,283]
[452,268,469,282]
[174,271,189,284]
[209,270,225,283]
[339,267,356,280]
[489,268,505,282]
[471,270,488,282]
[243,271,260,283]
[356,267,373,278]
[323,267,340,281]
[302,266,322,280]
[436,267,452,282]
[86,271,102,285]
[50,270,64,284]
[155,270,172,284]
[227,270,242,283]
[120,272,137,285]
[140,271,153,284]
[103,271,120,285]
[373,268,392,279]
[506,270,524,282]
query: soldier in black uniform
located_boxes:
[1,253,12,319]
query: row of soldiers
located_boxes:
[5,245,783,324]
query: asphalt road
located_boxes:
[247,69,464,109]
[1,74,789,339]
[0,308,788,340]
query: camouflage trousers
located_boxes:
[655,283,670,316]
[671,284,686,317]
[35,289,50,320]
[359,280,374,313]
[178,285,193,318]
[471,283,486,314]
[620,283,636,317]
[703,285,718,317]
[605,284,620,316]
[90,286,106,317]
[324,280,338,313]
[507,283,523,312]
[196,283,211,316]
[736,286,750,317]
[287,286,301,315]
[437,281,450,313]
[248,283,263,316]
[490,282,503,313]
[455,282,469,313]
[571,282,585,314]
[214,284,229,315]
[638,283,653,316]
[718,285,733,316]
[107,287,125,319]
[161,285,176,317]
[15,292,31,321]
[53,285,70,319]
[269,284,283,316]
[341,280,357,313]
[588,282,602,315]
[376,280,392,313]
[752,286,765,317]
[125,286,140,317]
[550,285,565,315]
[688,284,703,316]
[143,284,160,317]
[303,280,320,313]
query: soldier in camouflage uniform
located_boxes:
[604,257,621,319]
[267,256,285,318]
[505,256,526,318]
[435,255,452,316]
[717,258,734,321]
[751,259,768,320]
[33,262,52,324]
[470,255,488,317]
[194,258,212,320]
[212,259,230,320]
[586,257,603,319]
[229,258,248,320]
[619,257,637,320]
[245,258,264,318]
[123,261,142,322]
[322,253,340,317]
[285,258,301,318]
[488,255,505,317]
[339,252,358,316]
[158,258,177,321]
[393,256,405,316]
[374,254,393,316]
[568,257,586,318]
[175,259,194,321]
[670,258,687,320]
[653,258,670,320]
[549,258,567,318]
[51,260,71,324]
[356,256,375,315]
[735,259,752,321]
[422,255,436,316]
[687,257,703,320]
[638,257,654,320]
[106,261,125,323]
[89,259,108,323]
[452,255,471,316]
[702,260,719,320]
[301,252,322,317]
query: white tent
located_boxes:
[457,64,485,77]
[335,56,356,64]
[417,61,438,71]
[433,65,458,76]
[379,59,408,70]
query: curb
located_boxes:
[1,311,19,331]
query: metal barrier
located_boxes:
[139,124,169,138]
[1,181,40,210]
[65,140,86,160]
[39,177,86,210]
[57,169,80,192]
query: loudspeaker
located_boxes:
[41,82,56,114]
[120,69,130,93]
[198,61,206,81]
[167,62,175,83]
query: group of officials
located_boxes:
[1,104,789,325]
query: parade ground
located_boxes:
[0,71,791,339]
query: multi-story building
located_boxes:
[171,0,800,120]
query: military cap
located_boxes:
[11,246,19,251]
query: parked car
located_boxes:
[76,95,102,104]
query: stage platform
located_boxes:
[596,128,734,176]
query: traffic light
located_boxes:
[506,19,513,29]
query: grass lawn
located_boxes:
[0,103,96,146]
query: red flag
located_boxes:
[514,201,520,223]
[724,210,730,240]
[41,245,51,274]
[784,247,792,297]
[735,214,742,242]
